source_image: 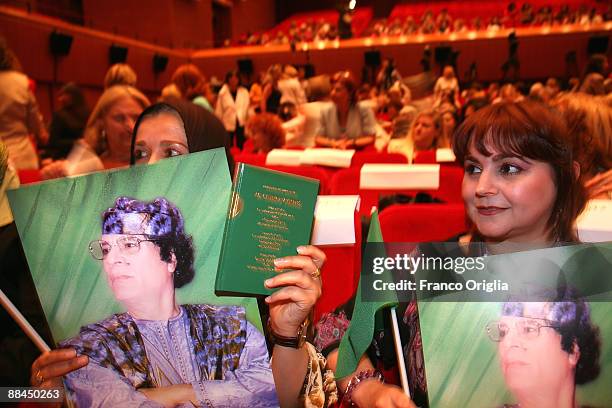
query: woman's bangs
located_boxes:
[455,103,555,162]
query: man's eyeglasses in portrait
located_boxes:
[486,318,559,342]
[88,235,161,260]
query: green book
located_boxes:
[215,163,320,297]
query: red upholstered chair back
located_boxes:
[233,153,267,166]
[379,203,467,243]
[329,167,361,195]
[350,152,408,168]
[412,150,436,164]
[329,165,465,217]
[436,165,464,203]
[314,213,362,323]
[264,165,331,195]
[17,169,42,185]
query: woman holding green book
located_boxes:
[29,100,327,407]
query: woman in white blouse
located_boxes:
[215,70,250,150]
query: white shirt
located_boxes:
[215,85,250,132]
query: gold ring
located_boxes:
[311,267,321,279]
[35,369,44,386]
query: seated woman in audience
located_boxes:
[315,71,376,150]
[40,85,150,178]
[439,107,458,147]
[245,113,286,154]
[579,54,608,96]
[132,97,234,173]
[44,82,90,160]
[553,93,612,200]
[315,101,588,408]
[171,64,215,111]
[387,109,443,162]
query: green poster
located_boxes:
[7,148,261,343]
[418,244,612,407]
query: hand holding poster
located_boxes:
[8,149,278,407]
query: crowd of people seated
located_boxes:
[1,25,612,407]
[1,32,610,199]
[236,2,612,47]
[365,2,611,38]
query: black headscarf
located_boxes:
[130,97,234,174]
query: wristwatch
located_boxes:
[267,318,308,348]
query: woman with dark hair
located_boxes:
[0,37,48,169]
[171,64,214,111]
[45,82,90,159]
[215,70,250,150]
[454,100,587,244]
[56,196,278,407]
[131,97,234,173]
[488,287,601,407]
[245,113,286,154]
[315,71,376,149]
[315,101,589,408]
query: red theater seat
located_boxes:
[233,153,267,166]
[412,150,436,164]
[314,213,362,323]
[350,152,408,168]
[264,165,330,195]
[17,169,42,185]
[379,203,467,243]
[329,165,464,217]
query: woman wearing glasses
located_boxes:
[487,288,601,408]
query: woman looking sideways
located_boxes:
[315,100,588,408]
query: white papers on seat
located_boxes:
[436,148,456,162]
[577,200,612,242]
[265,149,304,166]
[359,164,440,190]
[300,148,355,168]
[311,195,360,246]
[65,141,105,176]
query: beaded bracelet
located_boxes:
[341,369,384,407]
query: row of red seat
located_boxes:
[389,0,605,23]
[235,151,464,216]
[250,0,605,46]
[314,202,468,321]
[232,153,468,320]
